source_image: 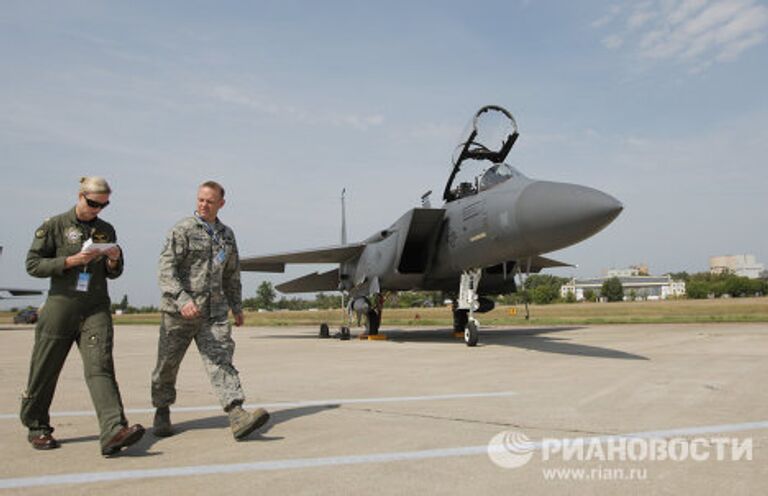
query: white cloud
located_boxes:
[407,122,463,141]
[602,34,625,49]
[591,4,623,28]
[624,136,651,147]
[594,0,768,72]
[668,0,708,25]
[209,84,385,131]
[628,8,657,29]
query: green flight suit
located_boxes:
[20,207,128,448]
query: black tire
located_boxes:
[319,323,330,339]
[339,326,351,341]
[365,310,380,335]
[464,320,479,347]
[453,309,469,333]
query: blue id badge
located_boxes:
[214,249,226,265]
[76,272,91,292]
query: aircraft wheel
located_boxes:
[339,326,351,341]
[366,310,380,336]
[319,323,330,339]
[464,320,479,347]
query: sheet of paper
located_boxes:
[81,240,117,254]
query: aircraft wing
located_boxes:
[276,269,340,293]
[0,288,44,298]
[528,255,573,272]
[240,243,366,273]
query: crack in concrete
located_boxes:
[343,406,612,437]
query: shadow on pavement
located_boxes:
[0,325,35,331]
[143,404,339,449]
[259,326,648,361]
[60,431,161,458]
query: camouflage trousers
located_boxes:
[151,313,245,410]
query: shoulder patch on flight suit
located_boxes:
[35,229,46,239]
[65,226,82,244]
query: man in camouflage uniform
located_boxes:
[22,176,144,456]
[151,180,269,440]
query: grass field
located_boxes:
[3,297,767,327]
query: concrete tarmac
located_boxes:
[0,323,766,495]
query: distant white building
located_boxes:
[709,255,765,279]
[561,275,686,301]
[606,264,648,278]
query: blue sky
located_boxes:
[1,0,767,308]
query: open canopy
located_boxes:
[443,105,519,202]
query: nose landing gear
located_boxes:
[457,268,482,347]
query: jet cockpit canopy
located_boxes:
[443,105,519,202]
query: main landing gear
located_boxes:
[364,293,384,336]
[318,323,351,340]
[318,294,383,341]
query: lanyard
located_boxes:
[195,213,222,246]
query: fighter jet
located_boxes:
[241,105,622,346]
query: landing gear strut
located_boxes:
[452,306,468,333]
[319,323,330,338]
[364,293,384,336]
[318,293,385,341]
[457,268,482,347]
[365,309,381,335]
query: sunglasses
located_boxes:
[83,196,110,209]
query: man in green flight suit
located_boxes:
[151,180,269,441]
[21,176,144,456]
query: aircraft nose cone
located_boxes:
[515,181,623,253]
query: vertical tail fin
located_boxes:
[341,188,347,245]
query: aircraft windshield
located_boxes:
[478,163,517,192]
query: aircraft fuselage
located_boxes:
[344,169,622,296]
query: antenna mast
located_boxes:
[341,188,347,245]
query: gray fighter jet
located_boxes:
[242,105,622,346]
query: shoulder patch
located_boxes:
[35,229,46,239]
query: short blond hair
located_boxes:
[79,176,112,195]
[200,180,225,199]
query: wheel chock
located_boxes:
[359,333,388,340]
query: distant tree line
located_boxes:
[495,274,572,305]
[242,282,444,311]
[105,271,768,315]
[110,294,158,314]
[668,272,766,299]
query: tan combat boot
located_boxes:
[153,407,174,437]
[228,405,270,441]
